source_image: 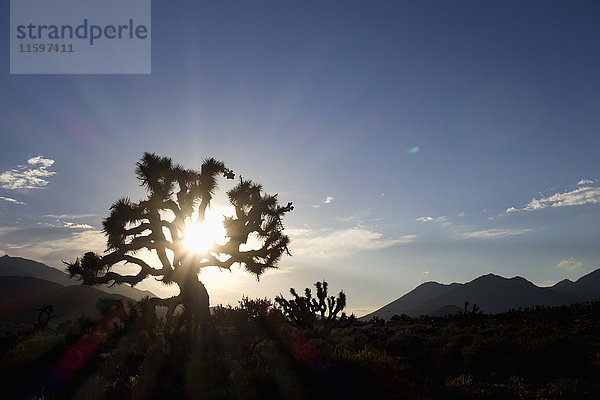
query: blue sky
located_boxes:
[1,1,600,315]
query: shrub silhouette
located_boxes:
[36,304,57,331]
[276,280,348,335]
[66,153,292,340]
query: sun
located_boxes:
[183,211,227,254]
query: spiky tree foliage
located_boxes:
[66,153,292,339]
[275,280,348,335]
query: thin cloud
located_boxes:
[455,227,532,240]
[289,227,416,259]
[416,216,434,222]
[578,179,594,185]
[336,215,356,223]
[556,259,583,270]
[416,216,446,223]
[0,156,56,189]
[0,226,20,235]
[64,222,94,229]
[0,229,106,268]
[524,186,600,210]
[507,182,600,213]
[335,209,374,224]
[0,196,26,205]
[45,213,97,219]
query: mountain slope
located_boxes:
[362,269,600,320]
[361,281,460,320]
[0,255,72,285]
[0,255,157,301]
[552,269,600,298]
[0,276,128,323]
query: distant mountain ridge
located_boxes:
[0,275,128,324]
[0,255,156,301]
[361,269,600,320]
[551,269,600,297]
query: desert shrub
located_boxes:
[276,281,348,336]
[239,296,274,320]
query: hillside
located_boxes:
[0,275,128,323]
[0,255,156,301]
[552,269,600,297]
[361,281,461,320]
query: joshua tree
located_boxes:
[67,153,292,339]
[36,304,57,330]
[276,280,348,335]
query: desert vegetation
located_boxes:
[2,155,599,399]
[1,293,600,399]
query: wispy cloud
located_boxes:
[334,209,377,224]
[45,213,97,219]
[507,182,600,213]
[0,156,56,190]
[336,215,356,223]
[455,227,532,240]
[324,195,334,204]
[556,259,583,270]
[288,227,416,259]
[0,196,26,205]
[0,229,106,268]
[64,222,94,229]
[578,179,594,185]
[416,216,446,223]
[0,226,21,235]
[525,187,600,210]
[416,216,433,222]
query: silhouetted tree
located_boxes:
[276,280,348,335]
[66,153,292,340]
[36,304,57,330]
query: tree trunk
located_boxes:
[178,272,210,341]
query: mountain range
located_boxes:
[0,276,129,324]
[0,255,157,324]
[361,269,600,320]
[2,255,599,324]
[0,255,155,300]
